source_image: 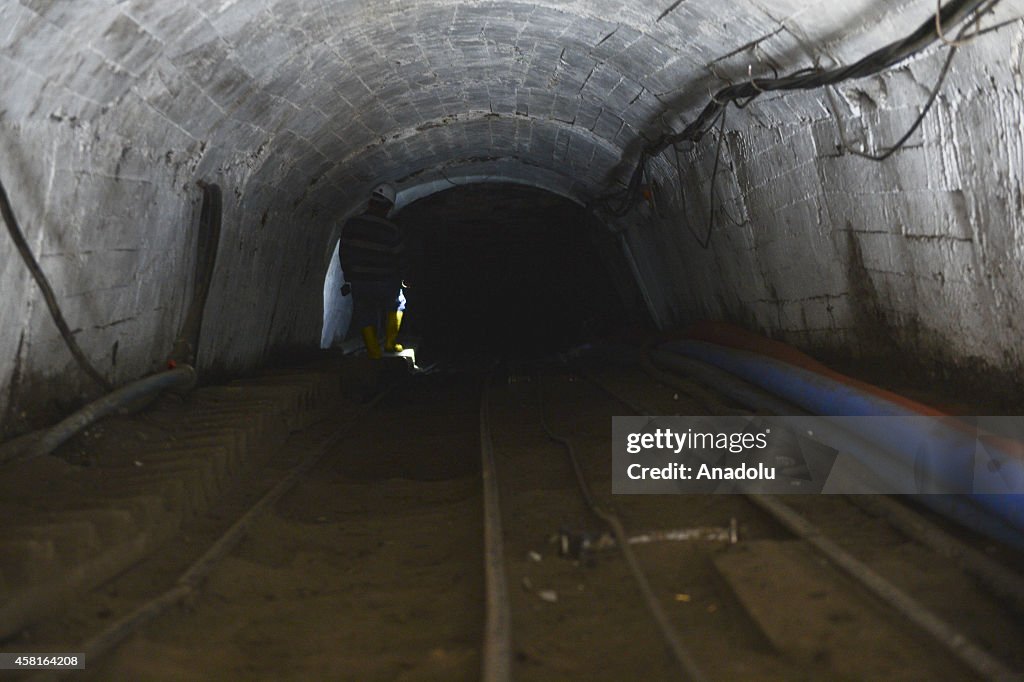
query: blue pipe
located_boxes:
[660,339,1024,548]
[651,349,915,491]
[653,348,1024,549]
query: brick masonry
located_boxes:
[1,0,1022,430]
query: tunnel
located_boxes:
[2,0,1024,679]
[330,183,635,364]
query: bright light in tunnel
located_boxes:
[321,240,351,350]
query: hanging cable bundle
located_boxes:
[591,0,1007,220]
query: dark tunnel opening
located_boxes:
[388,184,634,365]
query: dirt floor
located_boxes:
[70,374,484,681]
[3,358,1023,681]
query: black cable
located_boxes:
[653,0,995,153]
[698,0,993,245]
[851,49,957,161]
[536,372,708,682]
[842,19,965,161]
[590,0,1001,220]
[0,175,113,391]
[703,107,728,249]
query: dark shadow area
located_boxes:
[395,184,631,365]
[331,373,483,481]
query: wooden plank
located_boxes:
[714,540,960,680]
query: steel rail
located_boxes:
[648,349,1024,614]
[847,494,1024,615]
[537,372,708,682]
[35,386,395,681]
[585,364,1021,682]
[479,375,513,682]
[747,494,1019,681]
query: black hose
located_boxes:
[0,175,113,391]
[170,182,222,366]
[1,179,220,464]
[0,366,197,464]
[537,373,708,682]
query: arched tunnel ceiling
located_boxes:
[3,0,1024,432]
[1,0,965,211]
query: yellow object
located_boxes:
[361,326,382,359]
[384,310,403,352]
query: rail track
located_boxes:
[3,356,1023,680]
[578,359,1024,682]
[480,359,1024,680]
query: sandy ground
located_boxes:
[8,363,1021,681]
